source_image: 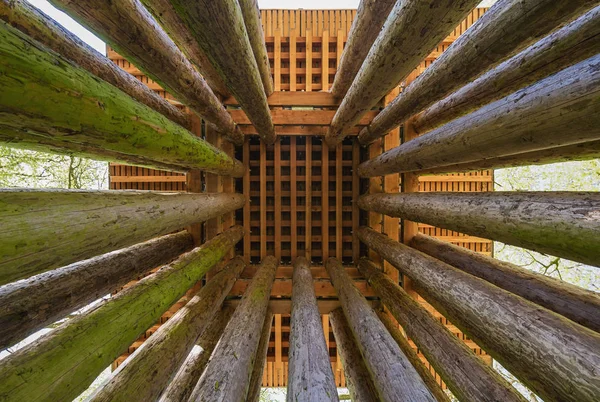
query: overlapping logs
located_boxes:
[325,0,479,146]
[325,258,436,402]
[246,310,274,402]
[358,192,600,267]
[287,257,338,401]
[411,234,600,332]
[359,259,525,402]
[358,55,600,176]
[357,227,600,402]
[189,256,278,401]
[358,0,598,145]
[48,0,243,145]
[0,227,244,402]
[0,190,244,285]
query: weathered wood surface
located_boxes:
[89,258,246,402]
[167,0,276,144]
[325,258,436,402]
[189,256,278,401]
[0,190,244,285]
[0,231,193,349]
[329,0,395,99]
[246,310,274,402]
[0,227,244,402]
[326,0,479,146]
[358,0,599,144]
[411,234,600,333]
[0,21,245,174]
[357,226,600,402]
[358,55,600,176]
[287,257,338,401]
[358,192,600,268]
[359,259,525,402]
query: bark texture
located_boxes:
[246,310,274,402]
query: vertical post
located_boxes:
[401,116,419,296]
[306,30,313,91]
[274,28,282,91]
[290,28,297,92]
[322,30,329,91]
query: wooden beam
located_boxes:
[229,278,375,300]
[230,108,377,126]
[224,91,340,107]
[239,0,273,96]
[246,310,274,402]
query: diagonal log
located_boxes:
[246,309,274,402]
[0,227,244,402]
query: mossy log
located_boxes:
[358,0,598,145]
[0,231,193,349]
[329,0,395,99]
[358,192,600,268]
[357,226,600,402]
[359,259,525,402]
[358,55,600,176]
[287,257,338,401]
[48,0,242,145]
[0,21,245,173]
[411,234,600,333]
[325,258,436,402]
[325,0,479,146]
[189,256,278,401]
[329,308,379,402]
[0,189,244,285]
[246,310,274,402]
[0,227,244,402]
[166,0,276,144]
[89,258,246,402]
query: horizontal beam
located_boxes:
[223,299,379,315]
[224,91,340,107]
[229,109,377,126]
[229,277,375,298]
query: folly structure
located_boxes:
[0,1,599,401]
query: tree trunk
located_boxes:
[325,258,436,402]
[359,259,525,402]
[358,192,600,268]
[325,0,479,146]
[246,310,274,402]
[189,255,278,401]
[0,189,244,285]
[411,234,600,333]
[358,0,598,145]
[357,226,600,402]
[287,256,338,401]
[0,227,244,402]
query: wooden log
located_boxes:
[413,6,600,134]
[287,257,338,401]
[325,0,479,146]
[0,227,244,402]
[188,256,278,401]
[329,0,395,99]
[47,0,243,145]
[358,192,600,268]
[358,55,600,177]
[410,234,600,333]
[0,21,245,174]
[359,259,525,402]
[246,310,274,402]
[325,258,436,402]
[166,0,276,144]
[0,189,244,285]
[358,0,599,145]
[0,231,194,349]
[88,258,247,402]
[357,226,600,402]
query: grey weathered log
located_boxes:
[325,0,479,146]
[358,0,599,145]
[411,234,600,333]
[359,259,525,402]
[48,0,243,145]
[329,308,379,402]
[0,189,244,285]
[287,256,338,402]
[329,0,395,99]
[0,227,244,402]
[189,255,278,401]
[358,192,600,268]
[358,55,600,177]
[357,226,600,402]
[0,231,193,349]
[166,0,276,144]
[246,309,274,402]
[325,258,436,402]
[89,257,246,402]
[413,6,600,134]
